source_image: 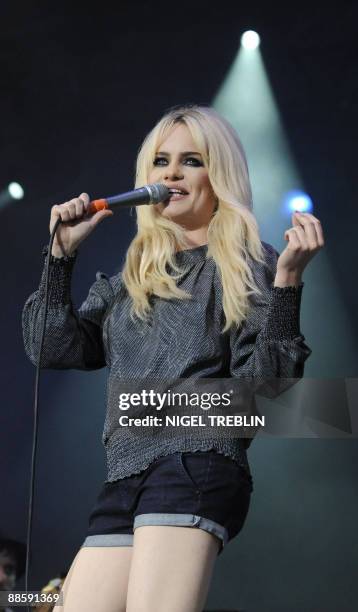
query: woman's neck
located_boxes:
[176,228,208,252]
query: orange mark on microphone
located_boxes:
[88,199,109,214]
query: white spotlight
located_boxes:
[241,30,260,50]
[8,182,24,199]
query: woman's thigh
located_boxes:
[54,546,133,612]
[126,524,220,612]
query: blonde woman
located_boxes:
[23,105,324,612]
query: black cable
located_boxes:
[25,217,62,612]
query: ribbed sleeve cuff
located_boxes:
[39,245,78,305]
[263,282,304,341]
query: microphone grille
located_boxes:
[147,183,169,204]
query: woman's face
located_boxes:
[148,123,217,230]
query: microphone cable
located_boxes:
[23,183,169,608]
[25,216,62,611]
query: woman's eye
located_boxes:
[185,157,203,166]
[153,157,167,166]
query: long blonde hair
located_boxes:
[122,105,266,332]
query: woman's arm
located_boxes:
[22,246,117,370]
[230,210,324,397]
[229,242,312,397]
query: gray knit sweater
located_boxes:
[22,242,312,481]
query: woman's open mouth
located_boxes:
[167,188,189,202]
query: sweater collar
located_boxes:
[174,244,208,265]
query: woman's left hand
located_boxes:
[274,212,325,287]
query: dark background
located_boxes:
[1,1,357,610]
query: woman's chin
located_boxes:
[160,204,189,222]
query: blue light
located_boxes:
[284,190,313,214]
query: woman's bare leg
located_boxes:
[54,546,133,612]
[126,526,220,612]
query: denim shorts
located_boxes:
[82,450,253,555]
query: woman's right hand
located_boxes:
[49,193,113,257]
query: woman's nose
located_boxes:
[163,162,183,180]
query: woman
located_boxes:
[22,105,324,612]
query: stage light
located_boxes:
[8,182,24,199]
[214,24,355,389]
[284,190,313,214]
[0,182,25,208]
[241,30,260,50]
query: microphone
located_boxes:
[88,183,169,214]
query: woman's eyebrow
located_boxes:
[156,151,202,156]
